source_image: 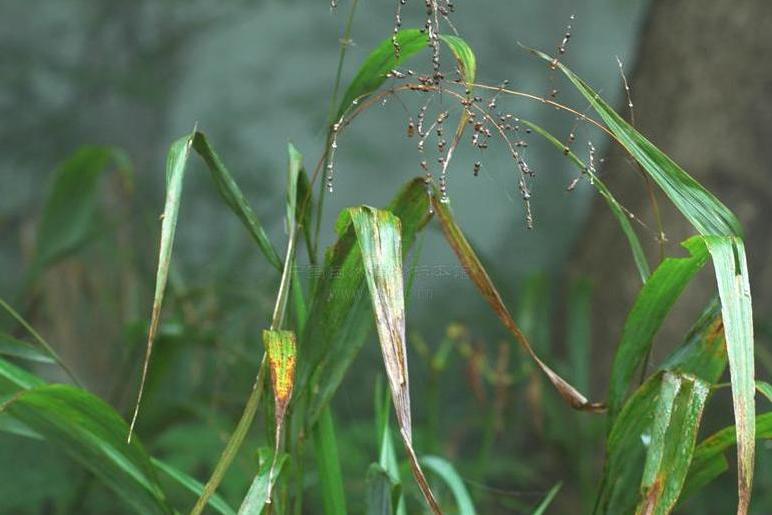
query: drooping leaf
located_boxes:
[33,146,131,271]
[595,302,727,514]
[680,412,772,502]
[350,206,440,514]
[607,237,709,424]
[535,50,755,511]
[365,463,398,515]
[519,119,650,282]
[421,455,477,515]
[0,384,170,514]
[130,129,281,439]
[237,451,288,515]
[297,178,430,425]
[151,458,236,515]
[0,332,54,364]
[432,197,603,412]
[635,373,710,515]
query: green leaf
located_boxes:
[595,303,727,514]
[130,129,281,438]
[680,412,772,502]
[0,332,54,364]
[313,408,348,515]
[0,384,170,514]
[237,451,288,515]
[607,237,709,424]
[432,197,603,412]
[635,373,710,515]
[34,146,131,270]
[336,30,477,119]
[530,49,741,238]
[350,205,439,513]
[756,381,772,402]
[421,455,477,515]
[519,119,650,282]
[298,178,430,425]
[151,458,236,515]
[365,463,398,515]
[536,50,755,511]
[0,356,46,393]
[336,29,429,120]
[439,34,477,86]
[532,482,562,515]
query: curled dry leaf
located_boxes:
[432,196,604,413]
[350,206,441,514]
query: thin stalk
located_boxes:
[313,0,359,258]
[190,357,268,515]
[192,183,301,514]
[0,297,81,386]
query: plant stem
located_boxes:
[190,356,267,515]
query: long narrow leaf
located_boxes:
[432,197,603,412]
[636,373,710,515]
[350,206,440,513]
[130,129,281,439]
[535,50,755,511]
[421,455,477,515]
[607,237,709,423]
[151,458,236,515]
[1,384,170,514]
[238,452,288,515]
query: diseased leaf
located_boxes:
[421,455,477,515]
[608,237,709,424]
[262,330,296,503]
[297,178,430,425]
[0,384,170,514]
[635,373,710,515]
[535,50,755,512]
[130,129,281,439]
[595,302,727,514]
[432,197,603,412]
[350,206,440,514]
[702,236,755,512]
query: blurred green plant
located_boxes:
[0,3,768,515]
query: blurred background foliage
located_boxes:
[1,0,770,513]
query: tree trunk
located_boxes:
[571,0,772,390]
